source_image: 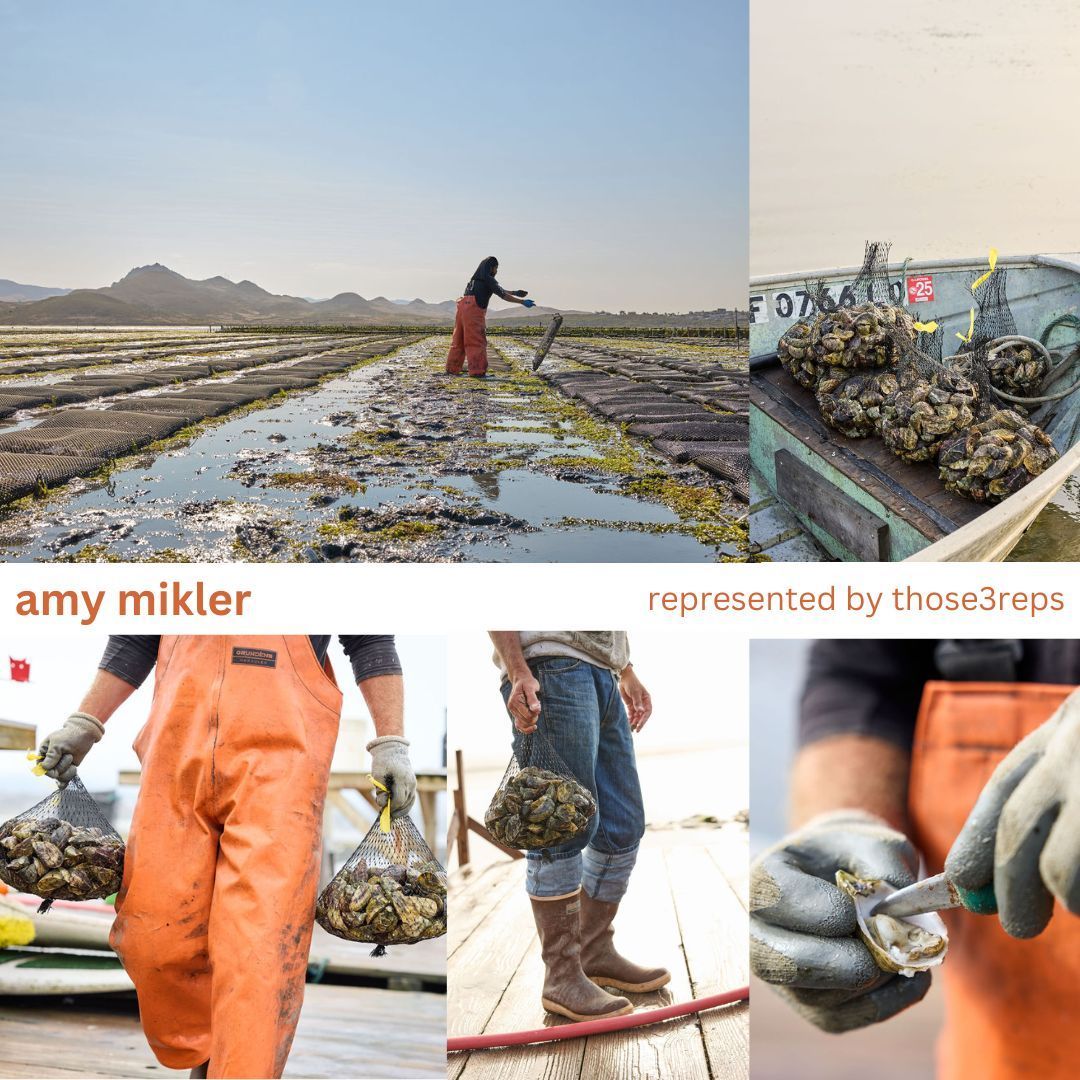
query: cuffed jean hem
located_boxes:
[525,850,583,898]
[583,844,639,902]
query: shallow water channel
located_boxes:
[0,336,744,562]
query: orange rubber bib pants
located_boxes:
[446,295,488,375]
[109,636,342,1079]
[909,681,1080,1080]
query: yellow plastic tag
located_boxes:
[956,307,976,344]
[370,775,392,833]
[970,247,999,293]
[26,750,45,777]
[913,320,939,333]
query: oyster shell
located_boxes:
[836,870,948,977]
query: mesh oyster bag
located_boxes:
[879,326,981,464]
[777,244,914,392]
[937,408,1060,503]
[0,777,125,912]
[808,300,915,371]
[315,813,447,957]
[484,728,596,856]
[957,267,1050,396]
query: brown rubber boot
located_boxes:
[531,891,634,1022]
[580,891,671,993]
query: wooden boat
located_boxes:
[749,255,1080,560]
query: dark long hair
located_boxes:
[472,256,499,278]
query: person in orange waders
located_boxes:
[35,635,417,1080]
[749,639,1080,1080]
[445,256,535,377]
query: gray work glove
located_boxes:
[367,736,416,818]
[945,687,1080,939]
[751,809,929,1033]
[38,713,105,786]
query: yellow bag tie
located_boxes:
[970,247,999,293]
[913,320,939,333]
[370,775,392,833]
[956,307,976,344]
[26,750,45,777]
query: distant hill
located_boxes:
[0,278,71,303]
[0,263,731,327]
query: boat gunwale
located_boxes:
[750,253,1053,290]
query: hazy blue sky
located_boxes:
[0,0,746,311]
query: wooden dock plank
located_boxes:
[449,836,747,1079]
[446,864,536,1051]
[666,844,749,1080]
[455,938,586,1080]
[448,861,522,959]
[580,848,710,1080]
[0,983,445,1079]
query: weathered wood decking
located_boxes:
[0,914,446,1077]
[0,981,445,1079]
[448,828,748,1080]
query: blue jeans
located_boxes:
[501,657,645,901]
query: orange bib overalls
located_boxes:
[446,295,488,375]
[109,635,342,1079]
[909,681,1080,1080]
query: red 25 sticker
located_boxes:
[906,274,935,303]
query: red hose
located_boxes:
[447,985,749,1052]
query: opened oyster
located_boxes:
[937,408,1059,503]
[810,303,916,371]
[0,818,124,901]
[879,370,979,463]
[836,870,948,977]
[485,765,596,851]
[816,368,900,438]
[316,858,447,948]
[778,318,822,389]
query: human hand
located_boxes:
[367,735,416,817]
[506,669,542,733]
[945,687,1080,938]
[522,299,536,308]
[37,713,105,786]
[751,810,929,1033]
[619,667,652,732]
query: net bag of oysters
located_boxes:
[780,242,917,398]
[484,728,596,857]
[958,266,1050,397]
[0,776,125,913]
[315,808,447,957]
[878,337,981,464]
